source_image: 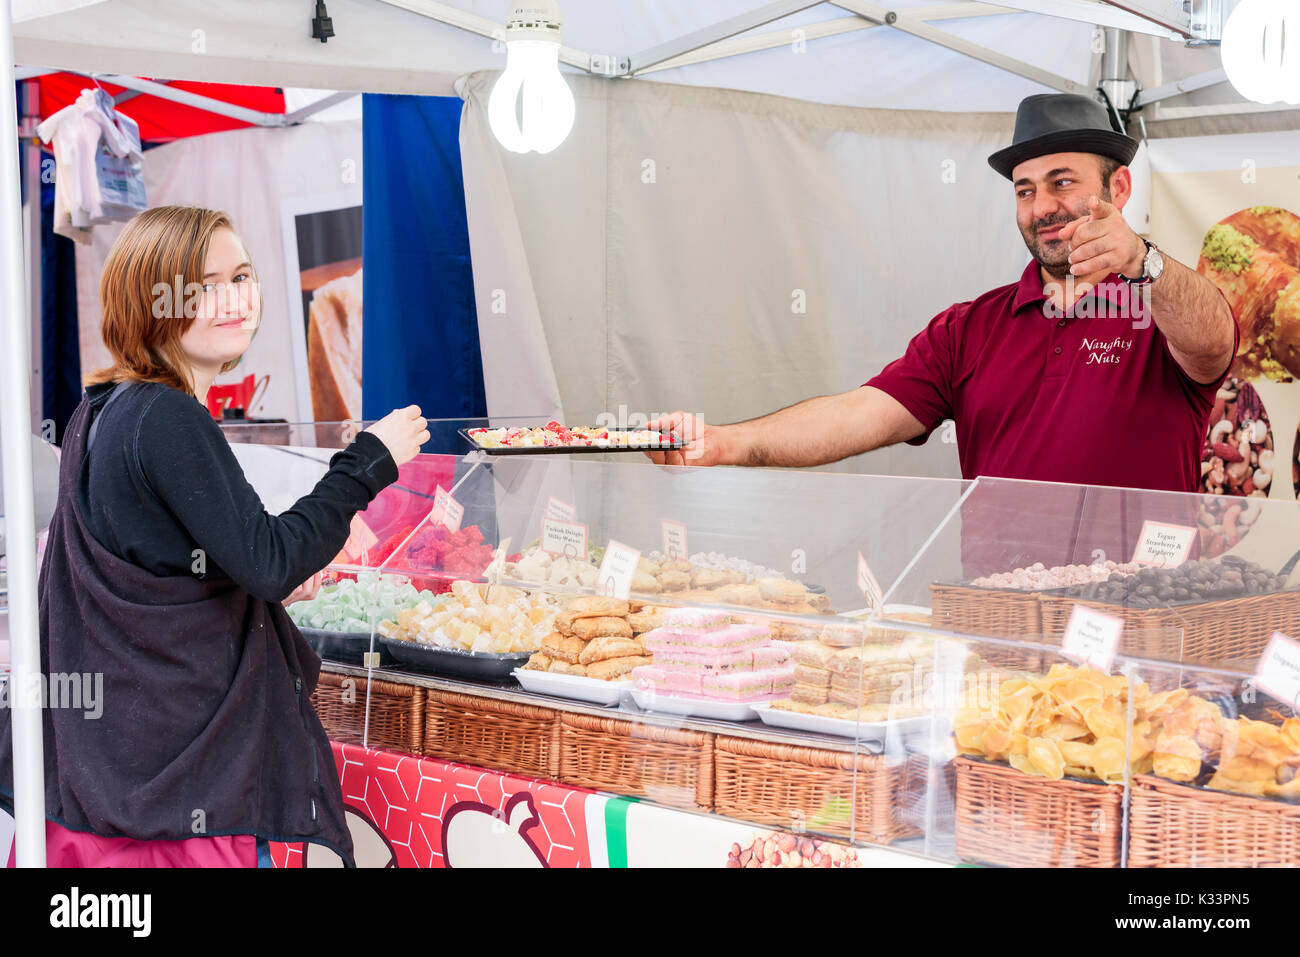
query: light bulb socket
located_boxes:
[504,0,562,43]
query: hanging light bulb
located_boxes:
[1221,0,1300,106]
[488,0,576,155]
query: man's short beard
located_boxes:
[1024,184,1112,281]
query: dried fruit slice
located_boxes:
[1091,736,1127,782]
[1152,733,1202,782]
[1027,737,1066,780]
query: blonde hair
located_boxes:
[87,205,256,396]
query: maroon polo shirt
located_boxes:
[867,260,1236,492]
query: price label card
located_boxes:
[1130,521,1196,567]
[431,486,464,534]
[541,518,589,559]
[339,515,379,563]
[857,552,884,609]
[1254,632,1300,709]
[484,536,512,583]
[661,520,688,560]
[1062,604,1124,672]
[546,496,577,523]
[597,539,641,600]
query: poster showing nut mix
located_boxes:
[1200,378,1273,498]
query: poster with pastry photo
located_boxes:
[1150,142,1300,510]
[1196,206,1300,384]
[280,192,364,425]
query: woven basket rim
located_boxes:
[955,754,1123,793]
[1133,773,1300,811]
[559,712,709,744]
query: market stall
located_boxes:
[204,423,1300,868]
[4,0,1300,870]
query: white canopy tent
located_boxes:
[8,0,1279,120]
[3,0,1297,866]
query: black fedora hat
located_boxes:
[988,93,1138,180]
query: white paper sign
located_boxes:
[546,496,577,523]
[484,536,511,583]
[430,486,464,534]
[597,539,641,600]
[541,518,589,559]
[661,520,688,560]
[1130,521,1196,567]
[1254,632,1300,709]
[857,552,884,609]
[1062,605,1124,672]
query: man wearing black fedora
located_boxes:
[649,92,1237,495]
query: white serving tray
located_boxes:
[752,703,935,744]
[629,686,765,721]
[513,668,630,706]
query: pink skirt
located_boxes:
[6,820,258,867]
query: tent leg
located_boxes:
[0,0,49,868]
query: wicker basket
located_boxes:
[1038,591,1300,664]
[310,671,425,753]
[1128,775,1300,868]
[929,584,1045,671]
[712,736,924,844]
[558,714,713,811]
[954,756,1122,867]
[423,690,561,779]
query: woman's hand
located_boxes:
[283,572,323,606]
[365,405,430,467]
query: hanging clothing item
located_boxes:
[36,88,145,244]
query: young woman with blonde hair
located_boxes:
[0,205,427,867]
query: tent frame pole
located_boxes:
[92,74,287,127]
[832,0,1084,94]
[629,3,1023,76]
[625,0,826,75]
[1134,68,1227,108]
[0,0,49,869]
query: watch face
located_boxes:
[1147,245,1165,279]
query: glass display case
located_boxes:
[221,419,1300,867]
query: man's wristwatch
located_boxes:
[1120,239,1164,286]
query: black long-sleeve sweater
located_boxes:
[81,381,398,601]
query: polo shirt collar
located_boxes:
[1012,260,1129,317]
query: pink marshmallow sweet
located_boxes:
[702,669,785,700]
[660,608,733,630]
[751,645,792,668]
[631,665,667,688]
[646,623,770,651]
[652,647,756,671]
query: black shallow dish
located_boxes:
[380,635,532,679]
[299,627,398,667]
[458,427,684,455]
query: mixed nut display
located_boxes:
[1058,556,1291,608]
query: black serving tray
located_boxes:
[458,427,685,455]
[380,635,533,679]
[299,627,398,668]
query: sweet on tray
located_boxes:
[522,595,660,680]
[466,420,675,449]
[631,611,794,702]
[376,580,557,654]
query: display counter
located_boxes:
[222,419,1300,868]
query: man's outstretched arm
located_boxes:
[645,386,927,468]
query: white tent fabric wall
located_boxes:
[73,118,363,423]
[458,85,566,422]
[461,72,1032,477]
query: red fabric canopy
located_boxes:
[37,73,285,143]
